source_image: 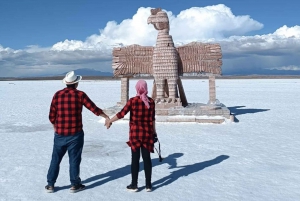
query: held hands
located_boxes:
[104,115,119,129]
[104,118,112,129]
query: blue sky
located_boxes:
[0,0,300,77]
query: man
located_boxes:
[45,71,110,193]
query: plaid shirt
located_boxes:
[117,96,155,153]
[49,87,103,136]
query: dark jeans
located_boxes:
[131,146,152,186]
[47,131,84,186]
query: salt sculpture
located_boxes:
[110,8,231,123]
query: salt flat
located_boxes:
[0,79,299,201]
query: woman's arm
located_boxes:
[153,121,158,143]
[153,121,157,135]
[105,99,132,129]
[152,99,156,135]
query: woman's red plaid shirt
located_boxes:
[116,96,156,153]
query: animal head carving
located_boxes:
[150,8,162,15]
[147,8,169,31]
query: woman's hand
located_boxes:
[153,132,158,143]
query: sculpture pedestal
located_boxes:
[103,102,231,124]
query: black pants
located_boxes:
[131,146,152,186]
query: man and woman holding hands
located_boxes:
[45,71,157,193]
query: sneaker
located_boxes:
[126,184,138,192]
[45,185,54,193]
[70,184,85,193]
[146,184,152,192]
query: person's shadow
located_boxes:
[55,153,184,191]
[55,154,229,191]
[152,155,230,190]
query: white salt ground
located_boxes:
[0,79,299,201]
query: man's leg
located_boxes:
[47,133,67,186]
[67,131,84,186]
[141,146,152,186]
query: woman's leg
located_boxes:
[131,147,141,186]
[141,146,152,186]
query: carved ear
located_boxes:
[151,8,162,15]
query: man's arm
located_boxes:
[82,93,107,118]
[99,112,110,120]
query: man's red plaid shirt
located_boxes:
[49,87,103,136]
[116,96,156,153]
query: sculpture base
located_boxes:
[103,102,232,124]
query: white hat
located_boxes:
[62,71,82,85]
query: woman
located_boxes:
[105,79,156,192]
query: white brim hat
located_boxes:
[62,71,82,85]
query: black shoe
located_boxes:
[127,184,138,192]
[70,184,85,193]
[45,185,54,193]
[146,184,152,192]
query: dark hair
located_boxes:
[66,83,77,88]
